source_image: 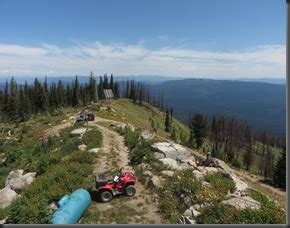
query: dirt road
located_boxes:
[45,116,163,224]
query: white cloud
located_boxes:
[0,41,285,78]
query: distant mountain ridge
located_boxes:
[149,78,286,136]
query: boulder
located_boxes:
[190,208,201,218]
[153,152,165,159]
[136,163,151,171]
[159,158,179,170]
[192,170,204,180]
[0,185,18,208]
[222,196,261,210]
[70,128,87,137]
[183,209,192,217]
[143,170,153,177]
[5,170,36,192]
[183,216,196,224]
[88,148,100,153]
[201,181,213,188]
[148,176,161,188]
[151,142,191,160]
[22,172,36,185]
[140,130,156,140]
[161,170,174,178]
[192,204,201,211]
[198,166,219,174]
[78,144,87,151]
[180,194,192,207]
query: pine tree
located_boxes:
[190,114,208,149]
[243,127,254,171]
[165,108,170,132]
[98,76,104,100]
[9,77,19,120]
[114,81,120,98]
[110,74,114,90]
[88,71,97,102]
[18,85,27,121]
[273,148,286,189]
[2,80,9,119]
[72,76,80,107]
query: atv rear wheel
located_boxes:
[125,185,136,197]
[100,191,113,203]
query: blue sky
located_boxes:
[0,0,286,78]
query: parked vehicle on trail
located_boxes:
[95,170,136,203]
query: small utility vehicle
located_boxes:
[95,170,136,203]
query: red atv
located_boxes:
[95,170,136,203]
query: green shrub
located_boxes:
[197,203,235,224]
[157,169,202,223]
[129,140,155,165]
[0,207,10,220]
[68,150,94,164]
[198,195,286,224]
[204,172,236,194]
[60,137,81,156]
[123,128,140,150]
[231,159,242,169]
[7,162,93,224]
[7,195,51,224]
[82,128,102,149]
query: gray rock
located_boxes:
[202,181,213,188]
[88,148,100,153]
[222,196,261,210]
[78,144,87,151]
[5,170,36,192]
[148,176,161,188]
[183,209,192,217]
[136,163,151,171]
[191,208,201,218]
[143,170,153,177]
[151,142,192,160]
[70,128,87,137]
[192,204,201,211]
[184,216,196,224]
[180,194,192,207]
[159,158,179,170]
[0,185,18,208]
[153,152,165,159]
[161,170,174,178]
[192,170,204,180]
[140,130,156,140]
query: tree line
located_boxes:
[0,72,120,122]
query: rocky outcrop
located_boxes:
[222,196,261,210]
[70,128,87,137]
[0,185,18,208]
[151,142,191,160]
[5,170,36,192]
[159,158,179,170]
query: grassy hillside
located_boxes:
[95,98,191,141]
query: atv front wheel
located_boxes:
[125,185,136,197]
[100,191,113,203]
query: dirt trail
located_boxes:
[87,121,162,224]
[44,116,163,224]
